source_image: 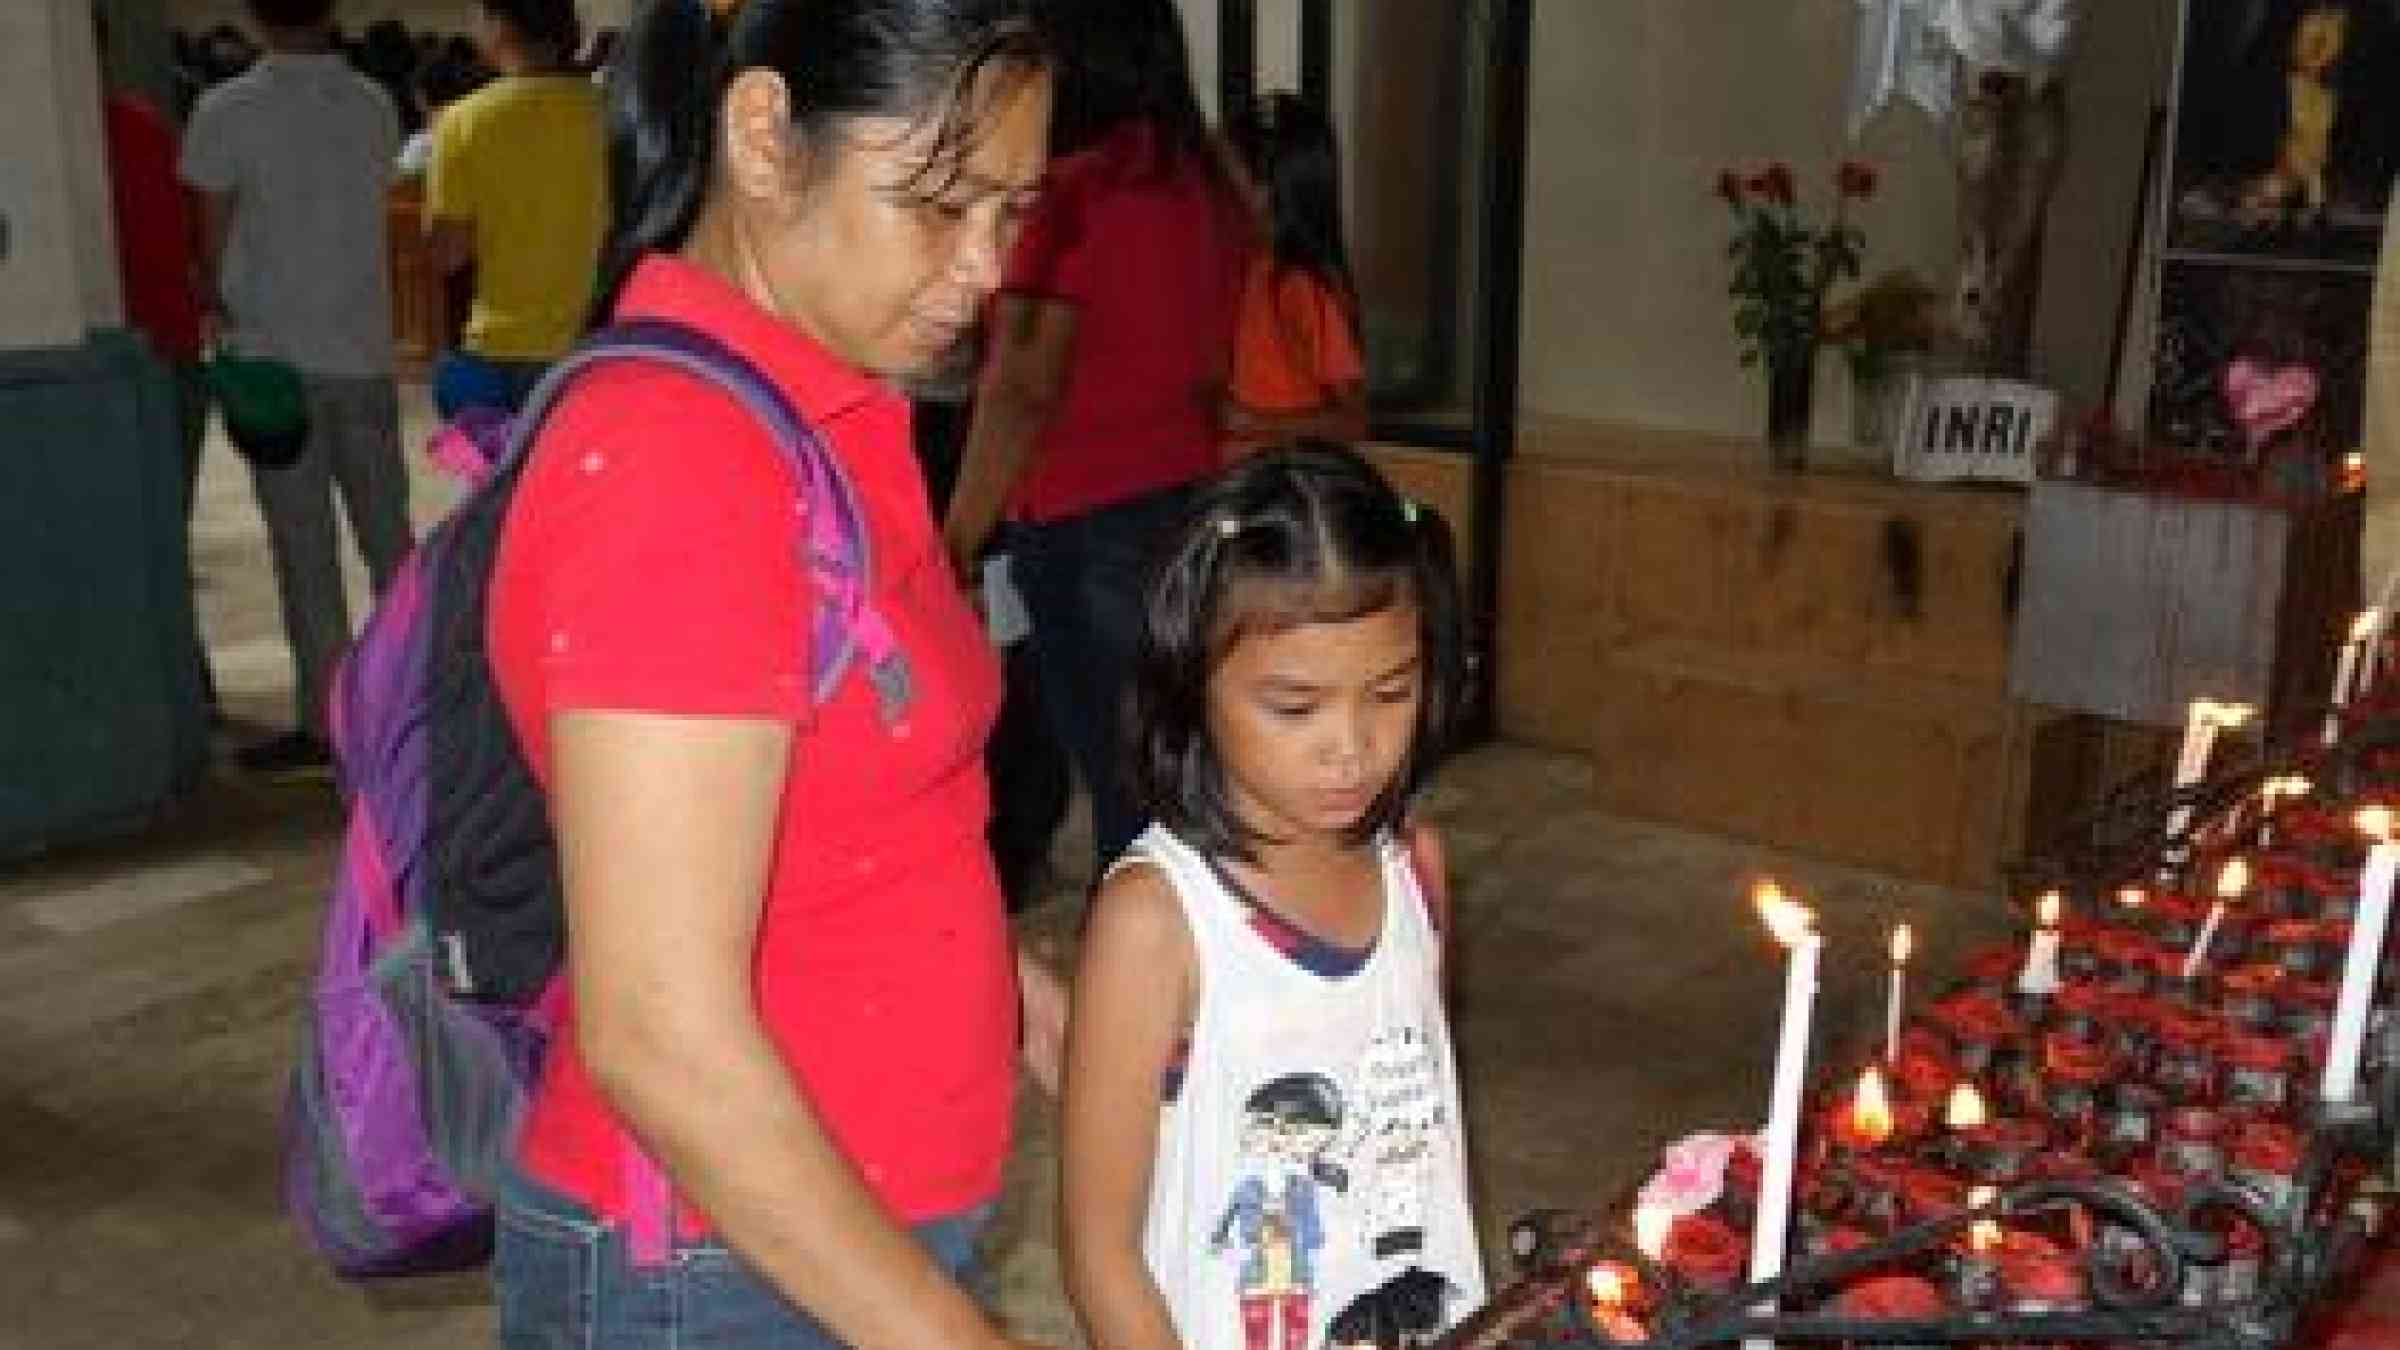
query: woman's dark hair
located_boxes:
[597,0,1049,318]
[1041,0,1214,166]
[1228,92,1358,318]
[480,0,583,66]
[1132,442,1466,863]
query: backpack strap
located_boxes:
[501,319,914,724]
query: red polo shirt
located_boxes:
[103,93,204,363]
[1001,123,1250,522]
[486,254,1015,1225]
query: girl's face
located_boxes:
[1208,601,1422,845]
[727,64,1052,380]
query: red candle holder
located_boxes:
[1839,1152,1915,1232]
[2100,989,2164,1071]
[2227,1118,2306,1219]
[2149,893,2210,950]
[1960,944,2024,996]
[1900,1166,1967,1227]
[1999,1230,2089,1312]
[2041,1032,2116,1131]
[2098,929,2158,995]
[2161,1106,2228,1179]
[1894,1035,1959,1105]
[2278,977,2339,1049]
[2151,1007,2223,1104]
[2264,917,2341,981]
[2060,913,2107,983]
[2053,981,2112,1041]
[1928,991,2021,1077]
[2220,962,2288,1031]
[1958,1116,2049,1183]
[1834,1273,1949,1322]
[2220,1031,2298,1115]
[2101,1080,2168,1152]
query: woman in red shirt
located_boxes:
[942,0,1253,882]
[483,1,1059,1345]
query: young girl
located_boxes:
[1062,443,1484,1350]
[1222,94,1370,454]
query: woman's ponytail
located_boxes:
[592,0,728,321]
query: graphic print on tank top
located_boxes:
[1126,824,1484,1350]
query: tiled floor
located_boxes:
[0,392,2016,1348]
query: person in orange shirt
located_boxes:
[1223,93,1369,455]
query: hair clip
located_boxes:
[1215,516,1243,539]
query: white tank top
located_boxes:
[1125,824,1486,1350]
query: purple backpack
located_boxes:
[285,319,911,1277]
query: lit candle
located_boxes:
[1747,882,1822,1350]
[2325,808,2400,1103]
[2166,701,2252,873]
[2326,611,2380,746]
[1584,1262,1647,1343]
[2017,892,2063,996]
[1956,1183,2004,1307]
[2116,886,2147,911]
[1850,1065,1895,1147]
[1966,1184,2003,1253]
[1886,923,1913,1064]
[2183,857,2251,981]
[1946,1082,1989,1131]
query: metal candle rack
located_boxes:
[1442,708,2400,1350]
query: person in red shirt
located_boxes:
[99,30,216,706]
[483,2,1059,1345]
[943,0,1253,882]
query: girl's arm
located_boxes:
[552,711,1031,1350]
[1061,863,1199,1350]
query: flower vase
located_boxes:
[1766,346,1816,472]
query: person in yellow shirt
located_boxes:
[424,0,605,414]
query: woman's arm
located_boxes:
[552,709,1024,1350]
[943,296,1079,576]
[1060,864,1197,1350]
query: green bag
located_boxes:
[206,349,310,469]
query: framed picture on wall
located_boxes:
[2147,258,2372,455]
[2164,0,2398,266]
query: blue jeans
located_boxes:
[493,1168,993,1348]
[1011,482,1198,877]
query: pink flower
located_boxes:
[1636,1131,1755,1215]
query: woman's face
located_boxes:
[731,65,1053,381]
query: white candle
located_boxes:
[2326,611,2379,746]
[1747,883,1821,1350]
[1886,923,1913,1064]
[2164,701,2250,874]
[2017,891,2062,996]
[2326,813,2400,1102]
[2259,776,2311,850]
[2183,857,2250,980]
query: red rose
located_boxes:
[1763,162,1797,206]
[1837,159,1880,199]
[1716,170,1745,208]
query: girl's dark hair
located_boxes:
[596,0,1049,317]
[1133,442,1466,863]
[1042,0,1215,168]
[1227,92,1357,311]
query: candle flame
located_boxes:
[1753,881,1816,947]
[1945,1082,1989,1130]
[2264,774,2312,804]
[1967,1185,2003,1252]
[2035,891,2061,928]
[1852,1065,1894,1144]
[1633,1205,1672,1261]
[1586,1264,1628,1308]
[2116,885,2147,909]
[2216,857,2252,899]
[1890,923,1913,964]
[2358,806,2397,842]
[2354,609,2383,643]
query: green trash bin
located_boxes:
[0,329,209,856]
